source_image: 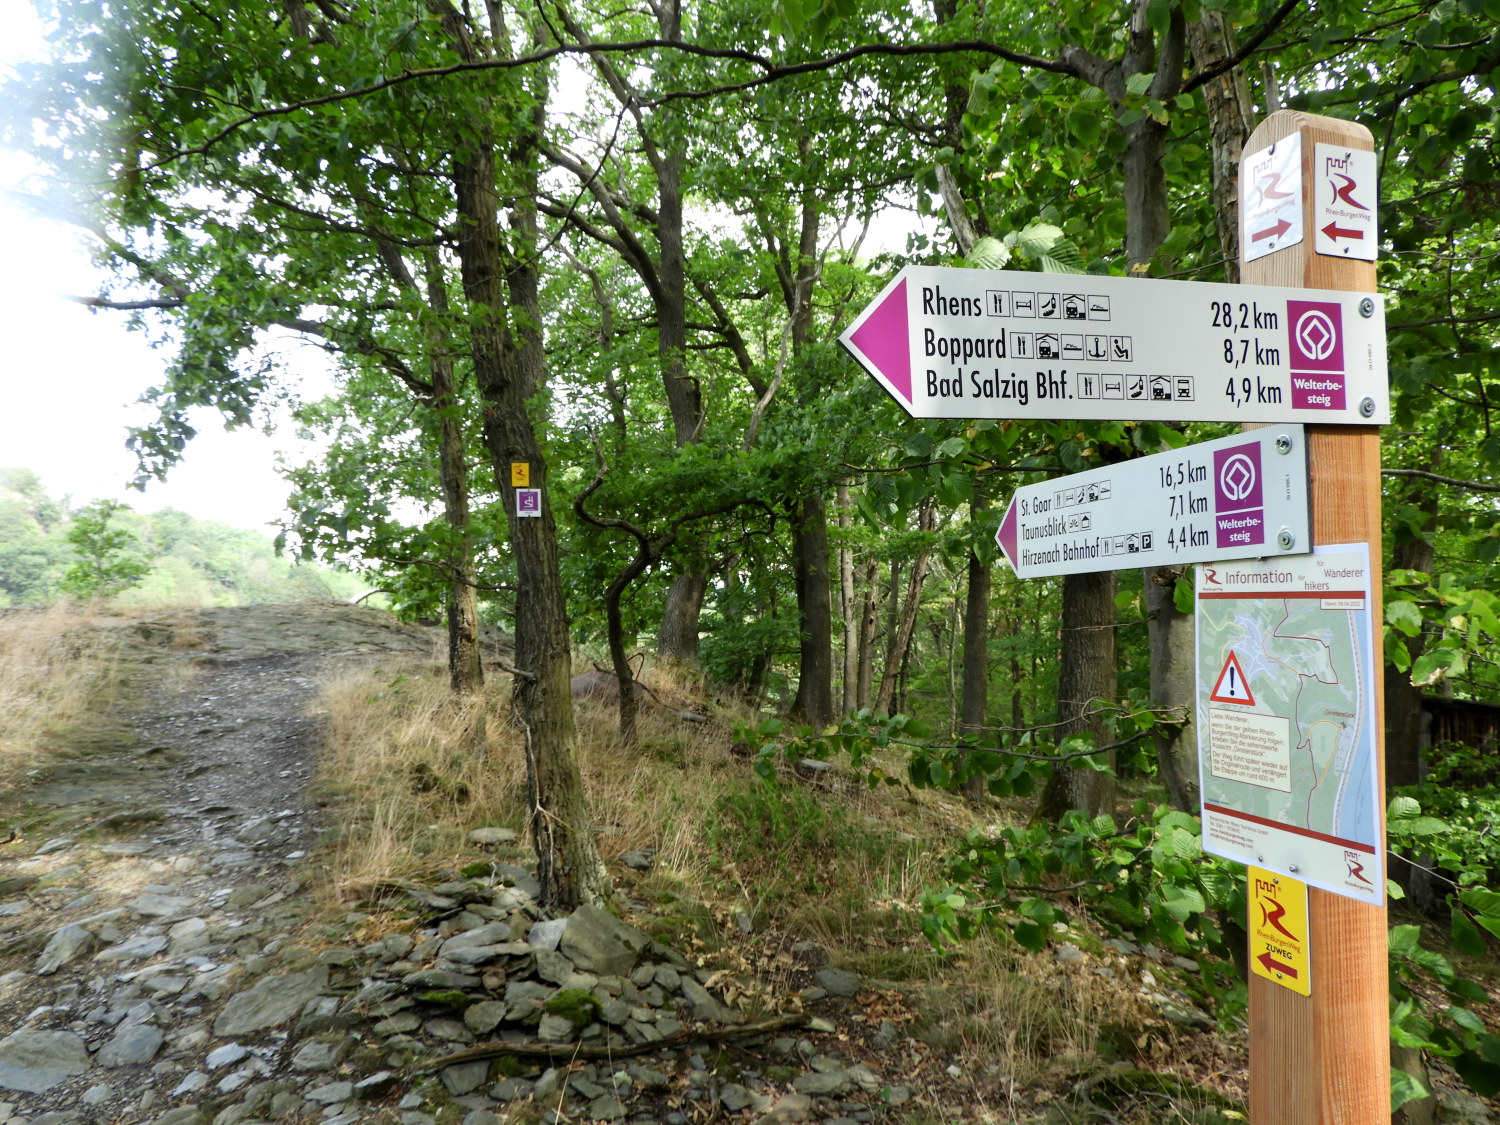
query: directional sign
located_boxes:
[1314,144,1378,261]
[839,265,1387,425]
[1249,867,1311,996]
[995,426,1311,578]
[1242,134,1305,262]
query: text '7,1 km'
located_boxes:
[839,265,1388,425]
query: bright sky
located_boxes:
[0,10,327,535]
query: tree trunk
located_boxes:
[438,1,608,911]
[422,251,485,703]
[1386,509,1437,788]
[658,569,708,666]
[876,504,934,715]
[1036,572,1118,821]
[791,492,836,726]
[1145,567,1198,810]
[856,559,879,710]
[1187,12,1258,283]
[961,485,992,798]
[838,483,859,714]
[1139,13,1255,807]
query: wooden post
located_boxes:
[1240,110,1389,1125]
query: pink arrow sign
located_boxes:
[844,277,912,407]
[996,495,1020,571]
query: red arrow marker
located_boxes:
[1251,218,1293,243]
[1322,221,1364,242]
[1257,951,1299,979]
[846,277,912,406]
[996,496,1020,573]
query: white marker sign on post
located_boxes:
[996,426,1312,578]
[1313,144,1378,260]
[1241,133,1305,262]
[838,265,1387,425]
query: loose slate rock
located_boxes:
[467,827,518,847]
[560,904,651,977]
[0,1029,91,1094]
[212,966,329,1037]
[35,924,95,975]
[98,1024,166,1067]
[813,968,860,998]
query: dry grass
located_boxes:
[0,605,128,791]
[310,656,753,896]
[308,651,1184,1110]
[312,658,518,895]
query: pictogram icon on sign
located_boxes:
[1295,309,1339,363]
[1210,650,1255,705]
[1218,454,1258,504]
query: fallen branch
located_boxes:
[415,1013,813,1071]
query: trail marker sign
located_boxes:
[995,426,1311,578]
[1242,134,1305,262]
[839,265,1386,424]
[1313,144,1378,260]
[1249,867,1311,996]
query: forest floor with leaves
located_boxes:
[0,602,1487,1125]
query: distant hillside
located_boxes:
[0,467,364,607]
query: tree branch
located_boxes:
[1383,468,1500,494]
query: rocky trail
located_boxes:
[0,605,950,1125]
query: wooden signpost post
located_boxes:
[1239,110,1389,1125]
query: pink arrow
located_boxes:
[1322,221,1364,242]
[996,496,1020,573]
[846,277,912,406]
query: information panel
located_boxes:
[1196,545,1383,905]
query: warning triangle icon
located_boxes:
[1210,651,1256,705]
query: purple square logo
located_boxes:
[1286,300,1344,372]
[516,487,542,517]
[1213,442,1265,550]
[1214,443,1263,512]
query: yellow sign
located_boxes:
[1249,866,1311,996]
[511,463,530,487]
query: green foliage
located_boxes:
[1386,794,1500,1100]
[1384,569,1500,696]
[59,500,153,600]
[0,469,353,607]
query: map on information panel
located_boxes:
[1195,545,1382,904]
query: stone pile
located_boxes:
[0,829,904,1125]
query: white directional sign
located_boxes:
[995,426,1311,578]
[1313,144,1378,261]
[1242,134,1305,262]
[839,266,1388,425]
